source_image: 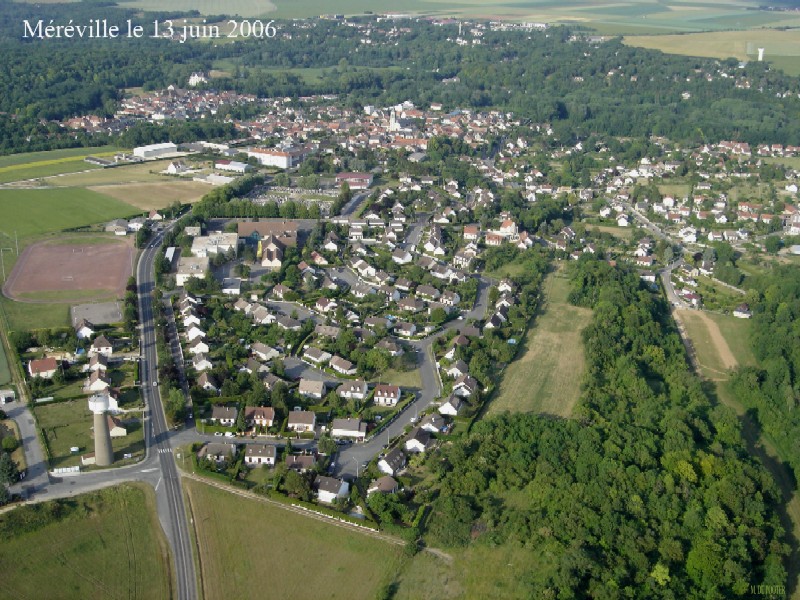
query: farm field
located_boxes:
[488,269,591,418]
[10,0,794,33]
[184,478,405,600]
[624,29,800,74]
[0,188,138,241]
[90,180,211,210]
[0,147,122,184]
[0,484,172,599]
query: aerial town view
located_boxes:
[1,0,800,598]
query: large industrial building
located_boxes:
[133,142,178,159]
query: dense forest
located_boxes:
[423,258,788,596]
[731,266,800,483]
[3,3,800,154]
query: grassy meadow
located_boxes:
[184,478,405,600]
[488,270,591,418]
[0,484,172,599]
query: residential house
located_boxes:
[376,339,403,356]
[392,249,413,265]
[85,371,111,392]
[244,406,276,428]
[286,454,317,471]
[395,322,417,338]
[187,338,210,355]
[251,342,280,362]
[186,326,206,342]
[368,476,399,496]
[75,319,95,340]
[107,415,127,437]
[405,427,432,453]
[453,374,479,398]
[85,353,108,373]
[445,360,469,379]
[244,444,277,466]
[315,476,350,504]
[198,372,219,392]
[304,347,332,365]
[331,418,367,441]
[287,410,316,433]
[298,379,326,400]
[438,395,463,416]
[211,405,238,427]
[199,443,236,464]
[373,384,401,407]
[337,379,369,400]
[733,303,752,319]
[420,413,446,434]
[377,448,406,476]
[330,356,357,376]
[192,354,213,372]
[90,335,113,357]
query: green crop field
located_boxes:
[185,478,404,600]
[0,484,172,599]
[0,147,122,184]
[488,270,592,418]
[0,188,138,241]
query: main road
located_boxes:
[137,228,198,600]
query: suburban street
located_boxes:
[136,228,198,600]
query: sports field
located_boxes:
[0,484,172,599]
[0,147,121,184]
[3,237,134,303]
[488,270,592,418]
[185,478,404,600]
[0,188,137,240]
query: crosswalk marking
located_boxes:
[157,448,172,454]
